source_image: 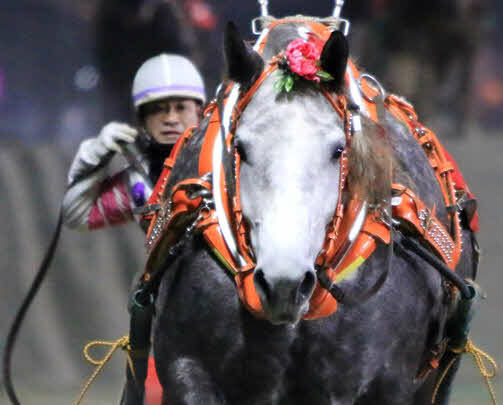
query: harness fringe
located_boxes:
[432,338,499,405]
[75,335,134,405]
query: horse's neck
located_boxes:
[165,117,208,192]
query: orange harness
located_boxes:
[142,20,473,320]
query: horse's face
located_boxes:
[225,23,349,324]
[236,83,345,324]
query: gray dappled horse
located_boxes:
[131,21,478,405]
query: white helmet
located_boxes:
[132,54,206,110]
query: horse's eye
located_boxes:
[331,145,345,161]
[236,139,249,163]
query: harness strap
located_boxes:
[236,58,280,113]
[144,177,212,276]
[142,126,196,233]
[121,302,154,401]
[391,185,459,270]
[231,153,257,269]
[385,94,462,268]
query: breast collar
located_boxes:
[143,20,463,320]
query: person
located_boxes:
[62,53,205,405]
[62,53,206,232]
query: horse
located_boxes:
[129,19,479,405]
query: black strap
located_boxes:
[3,209,63,405]
[392,230,475,300]
[123,296,155,399]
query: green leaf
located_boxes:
[274,76,287,91]
[316,70,335,81]
[285,75,294,92]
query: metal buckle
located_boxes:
[378,205,400,229]
[358,73,386,103]
[455,190,469,212]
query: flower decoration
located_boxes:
[275,36,334,93]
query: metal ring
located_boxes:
[251,17,263,35]
[358,73,386,103]
[252,17,273,35]
[132,289,154,309]
[337,19,350,36]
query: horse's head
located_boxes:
[225,22,350,324]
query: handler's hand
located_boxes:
[97,122,138,154]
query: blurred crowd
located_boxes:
[0,0,500,150]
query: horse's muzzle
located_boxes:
[253,268,316,324]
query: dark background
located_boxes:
[1,1,501,403]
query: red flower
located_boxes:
[285,38,323,82]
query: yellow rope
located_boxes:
[432,338,499,404]
[431,355,459,404]
[75,335,135,405]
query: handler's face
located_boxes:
[143,98,201,144]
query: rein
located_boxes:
[3,210,64,405]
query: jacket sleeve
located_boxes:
[62,169,135,231]
[62,138,135,231]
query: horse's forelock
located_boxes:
[261,22,314,61]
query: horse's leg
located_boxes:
[157,313,292,405]
[282,318,356,405]
[230,308,294,404]
[153,239,294,405]
[152,246,228,405]
[160,358,226,405]
[411,354,462,405]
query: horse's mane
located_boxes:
[347,116,414,209]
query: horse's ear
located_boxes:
[320,31,349,91]
[224,22,264,86]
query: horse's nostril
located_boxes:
[254,268,271,301]
[299,270,316,298]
